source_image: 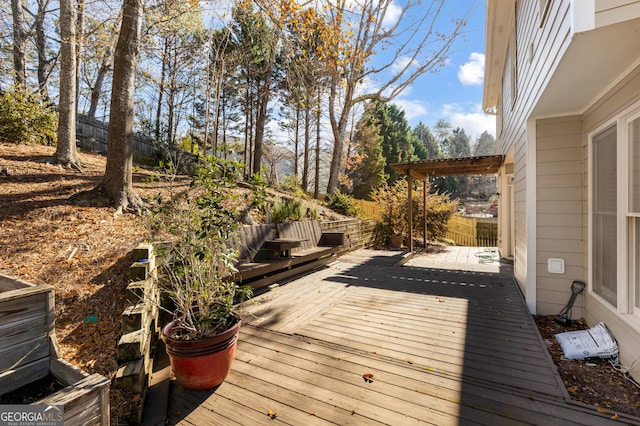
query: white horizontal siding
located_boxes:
[595,0,640,27]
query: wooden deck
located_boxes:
[161,249,638,425]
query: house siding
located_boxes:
[497,0,573,299]
[582,64,640,377]
[596,0,640,27]
[489,0,640,380]
[535,116,585,316]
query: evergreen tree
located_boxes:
[474,131,496,156]
[371,102,414,183]
[445,127,471,158]
[413,122,440,159]
[349,105,386,199]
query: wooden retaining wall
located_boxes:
[321,219,377,254]
[115,244,161,425]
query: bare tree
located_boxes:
[323,0,469,194]
[54,0,82,169]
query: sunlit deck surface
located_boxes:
[162,248,635,425]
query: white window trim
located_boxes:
[588,101,640,328]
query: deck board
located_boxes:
[165,249,637,426]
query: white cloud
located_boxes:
[391,56,418,75]
[393,98,428,121]
[458,52,485,87]
[382,1,403,28]
[441,103,496,139]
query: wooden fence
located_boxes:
[353,199,382,221]
[446,214,498,247]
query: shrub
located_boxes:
[326,190,360,217]
[0,90,57,144]
[276,175,308,199]
[370,178,458,242]
[269,197,307,223]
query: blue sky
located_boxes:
[388,0,496,141]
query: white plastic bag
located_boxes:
[554,322,618,360]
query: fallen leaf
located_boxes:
[611,414,619,420]
[596,407,610,414]
[267,410,277,419]
[406,359,413,364]
[362,373,374,383]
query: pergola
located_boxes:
[388,155,504,252]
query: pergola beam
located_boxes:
[390,155,504,177]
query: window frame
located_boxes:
[589,104,640,323]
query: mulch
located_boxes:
[535,315,640,418]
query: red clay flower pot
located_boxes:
[162,316,241,391]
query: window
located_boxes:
[592,125,617,306]
[591,112,640,318]
[630,117,640,213]
[629,116,640,314]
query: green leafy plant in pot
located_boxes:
[154,158,252,391]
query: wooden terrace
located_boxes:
[149,248,639,425]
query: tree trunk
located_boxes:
[314,89,321,199]
[155,38,168,144]
[243,84,250,176]
[252,72,271,175]
[301,98,310,192]
[75,0,84,115]
[294,103,300,179]
[203,34,213,156]
[54,0,81,169]
[167,48,176,147]
[11,0,27,92]
[88,47,111,119]
[326,75,352,194]
[102,0,144,212]
[35,0,51,100]
[252,94,266,175]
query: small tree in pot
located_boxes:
[153,158,252,390]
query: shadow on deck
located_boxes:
[147,248,640,425]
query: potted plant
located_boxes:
[153,158,252,391]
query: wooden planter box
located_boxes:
[0,274,110,425]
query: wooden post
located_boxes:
[408,173,413,253]
[423,180,427,249]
